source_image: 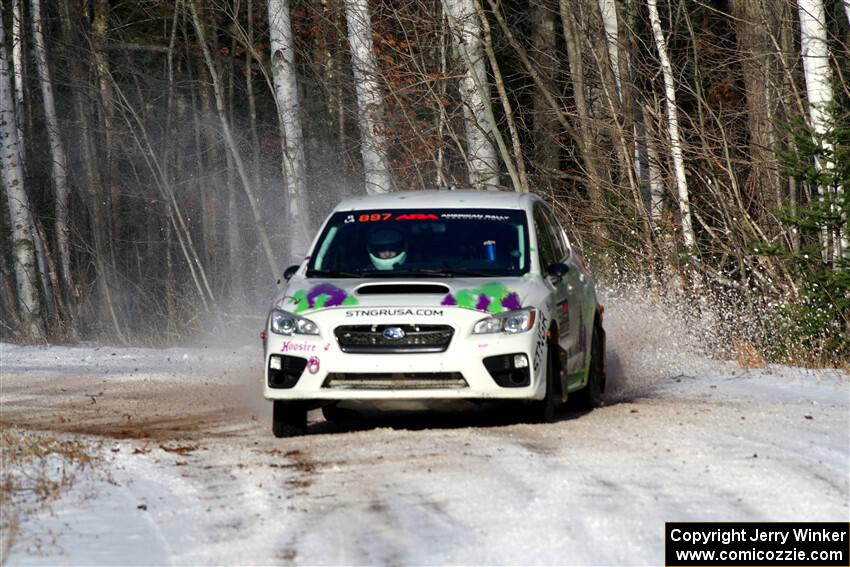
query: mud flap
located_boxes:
[557,345,569,403]
[597,322,607,393]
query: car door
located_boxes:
[537,205,584,377]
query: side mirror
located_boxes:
[283,265,299,281]
[547,262,569,278]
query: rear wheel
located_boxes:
[572,324,604,410]
[272,400,308,438]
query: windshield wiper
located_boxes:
[381,268,498,278]
[305,269,362,278]
[435,268,500,277]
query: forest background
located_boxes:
[1,0,847,365]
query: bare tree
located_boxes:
[268,0,312,259]
[798,0,845,264]
[31,0,76,320]
[443,0,500,189]
[189,0,281,279]
[530,0,559,178]
[1,17,44,340]
[344,0,394,193]
[11,0,26,164]
[647,0,696,250]
[559,0,609,236]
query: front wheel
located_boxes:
[272,400,308,438]
[526,344,560,423]
[572,324,604,410]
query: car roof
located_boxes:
[332,190,538,212]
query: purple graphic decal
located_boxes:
[501,292,522,311]
[441,294,457,306]
[307,284,347,307]
[307,356,321,374]
[290,283,358,313]
[475,295,491,311]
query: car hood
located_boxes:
[273,276,539,315]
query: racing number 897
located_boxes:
[359,213,392,222]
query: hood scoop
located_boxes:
[356,283,450,296]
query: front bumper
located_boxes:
[262,306,546,401]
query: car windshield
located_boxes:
[306,208,530,278]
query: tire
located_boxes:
[572,324,604,410]
[527,344,560,423]
[272,400,308,438]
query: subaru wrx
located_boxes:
[263,190,606,437]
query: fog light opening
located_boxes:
[513,354,528,369]
[509,372,528,386]
[269,355,282,370]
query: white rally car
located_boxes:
[263,190,606,437]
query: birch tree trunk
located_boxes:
[597,0,621,100]
[12,0,57,321]
[647,0,696,250]
[31,0,77,320]
[344,0,394,194]
[189,0,281,279]
[268,0,312,259]
[474,0,526,192]
[11,0,26,165]
[586,0,651,247]
[443,0,500,190]
[798,0,845,264]
[646,116,665,228]
[0,18,44,340]
[530,0,559,177]
[559,0,609,237]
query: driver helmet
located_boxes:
[368,228,407,270]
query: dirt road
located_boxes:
[1,333,846,565]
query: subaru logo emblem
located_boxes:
[383,327,405,340]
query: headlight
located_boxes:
[270,310,319,336]
[473,308,536,335]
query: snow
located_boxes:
[1,325,847,565]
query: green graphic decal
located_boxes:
[286,284,358,313]
[441,282,522,313]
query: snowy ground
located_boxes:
[1,306,847,565]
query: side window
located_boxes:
[533,205,557,269]
[541,207,568,260]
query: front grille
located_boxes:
[334,324,454,353]
[323,372,468,390]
